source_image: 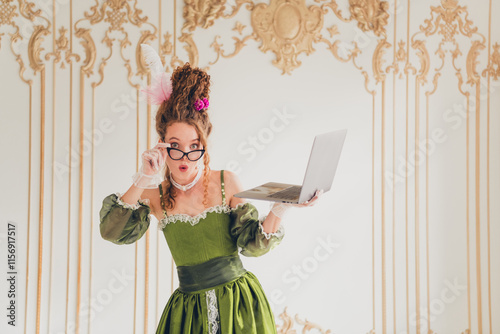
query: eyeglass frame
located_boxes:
[165,147,205,161]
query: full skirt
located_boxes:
[155,271,278,333]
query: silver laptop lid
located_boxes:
[298,129,347,203]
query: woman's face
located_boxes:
[162,122,204,178]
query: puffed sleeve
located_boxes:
[99,193,151,245]
[229,202,285,257]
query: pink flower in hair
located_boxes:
[194,97,209,110]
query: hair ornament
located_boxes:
[194,97,209,111]
[140,44,172,105]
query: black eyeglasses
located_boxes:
[166,147,205,161]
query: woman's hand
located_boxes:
[293,189,324,207]
[269,189,324,219]
[140,142,169,175]
[132,141,170,189]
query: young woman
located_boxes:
[99,62,323,333]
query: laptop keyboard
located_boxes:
[267,186,302,200]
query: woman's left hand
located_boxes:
[292,189,324,207]
[269,189,324,219]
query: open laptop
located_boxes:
[234,128,347,204]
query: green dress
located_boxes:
[99,170,285,333]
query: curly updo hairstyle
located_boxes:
[155,63,213,210]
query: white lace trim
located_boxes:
[114,193,150,210]
[157,202,250,230]
[206,289,219,334]
[258,218,285,240]
[157,204,232,230]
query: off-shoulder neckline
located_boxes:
[157,202,249,230]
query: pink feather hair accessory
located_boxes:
[141,72,173,105]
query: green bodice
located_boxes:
[99,170,285,261]
[158,202,238,266]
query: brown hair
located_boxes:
[155,63,213,211]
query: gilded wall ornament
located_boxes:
[28,25,50,73]
[411,0,486,87]
[161,32,173,57]
[1,0,51,82]
[349,0,390,37]
[372,38,391,83]
[179,32,199,67]
[0,0,17,27]
[411,39,430,84]
[483,43,500,81]
[76,0,157,87]
[276,307,331,334]
[182,0,251,33]
[420,0,477,40]
[75,28,97,78]
[318,0,351,23]
[45,27,80,68]
[210,33,257,65]
[386,40,407,78]
[136,31,158,78]
[466,40,485,85]
[251,0,323,74]
[182,0,226,32]
[233,21,245,35]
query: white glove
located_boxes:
[269,202,293,219]
[132,142,169,189]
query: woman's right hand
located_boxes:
[140,142,170,175]
[132,142,170,189]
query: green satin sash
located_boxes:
[177,254,247,293]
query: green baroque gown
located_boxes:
[99,170,285,333]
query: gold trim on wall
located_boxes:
[276,307,332,333]
[349,0,390,38]
[250,0,324,74]
[73,1,159,333]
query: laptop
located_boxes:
[234,128,347,204]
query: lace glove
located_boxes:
[132,142,169,189]
[269,202,293,219]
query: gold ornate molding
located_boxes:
[27,25,49,73]
[372,38,391,83]
[160,32,174,66]
[483,42,500,81]
[1,0,51,83]
[75,0,157,87]
[182,0,251,33]
[349,0,390,37]
[421,0,477,40]
[182,0,226,32]
[0,0,18,32]
[317,0,351,23]
[412,40,430,84]
[74,28,96,78]
[136,30,158,78]
[250,0,323,74]
[179,32,199,67]
[276,307,332,334]
[210,33,257,65]
[466,40,485,85]
[45,27,80,68]
[386,40,406,78]
[410,0,486,86]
